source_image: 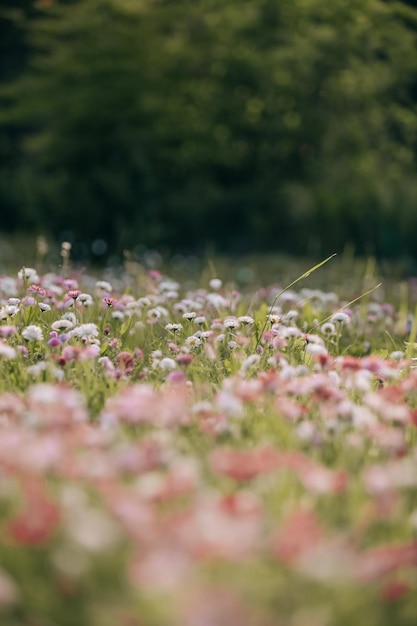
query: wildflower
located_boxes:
[28,284,46,297]
[320,322,336,336]
[183,311,197,320]
[0,277,18,296]
[306,343,328,356]
[194,315,207,325]
[227,340,238,350]
[103,297,117,307]
[47,332,62,348]
[238,315,254,325]
[8,481,60,546]
[147,308,162,320]
[240,354,261,374]
[331,311,350,324]
[0,326,17,337]
[206,293,228,308]
[268,313,280,324]
[76,293,93,307]
[158,358,177,371]
[209,278,222,290]
[18,267,39,284]
[390,350,404,361]
[177,353,193,365]
[165,323,183,332]
[159,280,180,292]
[38,303,51,312]
[224,317,239,329]
[51,319,74,332]
[95,280,113,293]
[22,325,44,341]
[185,335,201,349]
[70,323,99,340]
[0,341,16,359]
[62,312,77,325]
[66,290,80,302]
[0,305,18,318]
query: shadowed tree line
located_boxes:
[1,0,417,257]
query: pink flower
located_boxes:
[8,481,61,546]
[355,541,417,582]
[271,508,323,565]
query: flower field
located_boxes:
[0,260,417,625]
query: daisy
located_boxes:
[185,335,201,349]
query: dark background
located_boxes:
[1,0,417,260]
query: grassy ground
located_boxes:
[0,250,416,625]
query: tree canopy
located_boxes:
[1,0,417,257]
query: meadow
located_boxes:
[0,252,417,625]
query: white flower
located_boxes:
[331,312,350,324]
[165,323,183,332]
[390,350,404,361]
[320,322,336,336]
[185,335,201,349]
[70,323,99,339]
[159,280,180,292]
[52,319,74,332]
[238,315,254,325]
[282,310,299,322]
[0,277,18,297]
[268,313,280,324]
[209,278,222,290]
[62,312,77,325]
[0,341,16,359]
[76,293,93,307]
[38,303,51,312]
[194,316,206,325]
[305,343,328,356]
[22,325,44,341]
[206,293,228,308]
[183,311,197,320]
[95,280,113,293]
[147,308,161,320]
[227,340,237,350]
[240,354,261,374]
[27,361,47,376]
[224,316,239,329]
[137,297,152,307]
[158,357,176,371]
[18,267,39,283]
[1,305,18,318]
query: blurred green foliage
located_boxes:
[1,0,417,257]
